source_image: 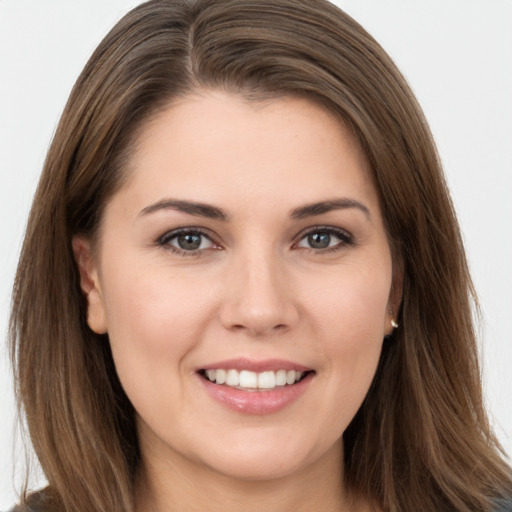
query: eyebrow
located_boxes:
[138,197,371,222]
[290,198,371,220]
[139,199,229,221]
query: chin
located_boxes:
[193,433,340,483]
[203,453,307,482]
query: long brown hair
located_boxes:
[10,0,511,510]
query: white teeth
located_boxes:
[258,371,275,389]
[216,369,227,384]
[226,369,239,386]
[275,369,287,386]
[239,370,258,388]
[204,368,307,389]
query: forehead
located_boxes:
[115,90,379,218]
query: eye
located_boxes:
[296,227,353,251]
[158,228,217,254]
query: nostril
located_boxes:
[225,322,290,337]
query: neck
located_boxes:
[134,438,360,512]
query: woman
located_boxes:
[8,0,512,510]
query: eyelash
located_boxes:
[156,225,354,257]
[157,227,218,257]
[294,226,354,254]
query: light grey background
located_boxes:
[1,0,511,507]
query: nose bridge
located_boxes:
[220,243,298,336]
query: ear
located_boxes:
[384,260,404,336]
[72,236,108,334]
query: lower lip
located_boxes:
[199,373,314,415]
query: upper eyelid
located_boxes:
[294,225,353,241]
[292,226,355,252]
[157,228,220,257]
[158,227,216,242]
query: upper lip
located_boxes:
[198,358,312,373]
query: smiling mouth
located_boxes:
[199,368,313,391]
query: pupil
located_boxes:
[308,232,330,249]
[178,233,201,250]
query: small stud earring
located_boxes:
[391,319,399,329]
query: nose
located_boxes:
[219,250,300,337]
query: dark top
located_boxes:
[7,495,512,511]
[495,498,512,511]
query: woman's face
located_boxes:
[75,91,399,483]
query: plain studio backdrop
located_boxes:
[1,0,511,507]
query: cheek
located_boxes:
[302,260,391,422]
[98,262,224,430]
[99,261,219,375]
[305,258,392,342]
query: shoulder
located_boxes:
[494,497,512,511]
[5,505,44,512]
[5,488,57,512]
